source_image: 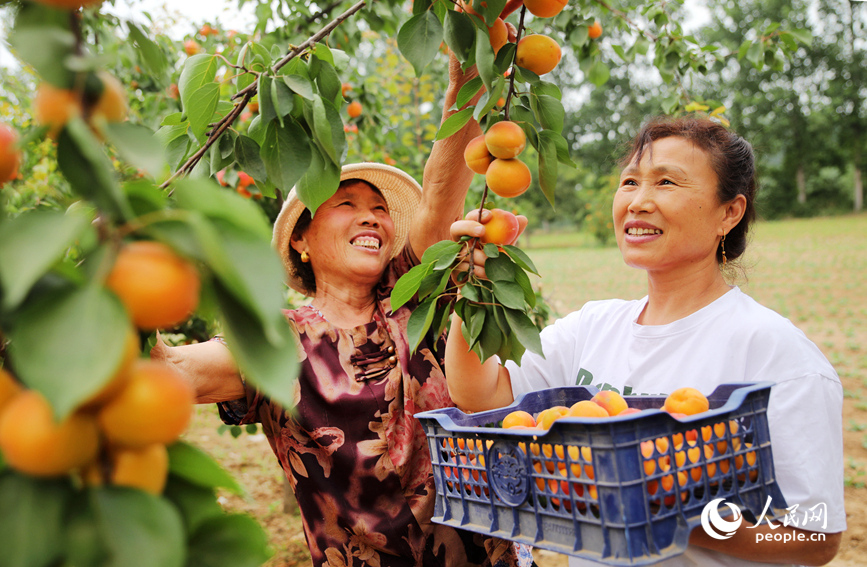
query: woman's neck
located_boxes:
[310,284,378,329]
[639,265,732,326]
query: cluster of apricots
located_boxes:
[494,387,758,510]
[34,71,128,139]
[217,169,259,199]
[0,123,21,186]
[464,121,532,198]
[0,241,201,494]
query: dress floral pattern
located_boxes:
[221,247,532,567]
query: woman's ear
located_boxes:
[722,194,747,234]
[289,232,306,256]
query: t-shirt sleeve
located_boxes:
[506,309,585,399]
[765,373,847,533]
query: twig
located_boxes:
[504,6,527,121]
[295,0,344,32]
[591,0,659,42]
[162,0,367,188]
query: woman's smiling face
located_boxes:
[294,180,396,293]
[613,136,729,275]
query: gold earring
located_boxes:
[300,250,310,263]
[720,233,727,266]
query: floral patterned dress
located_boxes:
[220,247,532,567]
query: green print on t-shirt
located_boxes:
[575,367,661,396]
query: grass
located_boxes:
[188,212,867,566]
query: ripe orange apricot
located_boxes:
[464,135,493,175]
[341,83,352,97]
[480,208,520,245]
[568,400,609,418]
[0,368,23,416]
[485,158,531,198]
[0,390,100,476]
[32,0,103,8]
[110,443,170,494]
[590,391,628,416]
[523,0,567,18]
[91,72,129,126]
[502,409,536,429]
[106,240,200,330]
[347,101,362,118]
[484,121,526,159]
[588,21,603,39]
[536,406,569,430]
[488,18,508,54]
[35,83,83,137]
[98,360,195,448]
[663,387,709,416]
[0,123,21,186]
[516,35,562,76]
[184,40,201,56]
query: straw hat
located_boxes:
[272,163,423,295]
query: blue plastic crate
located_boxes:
[415,382,788,565]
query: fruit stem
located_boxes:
[503,6,527,122]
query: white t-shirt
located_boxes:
[505,287,845,567]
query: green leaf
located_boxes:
[786,28,812,47]
[407,297,437,353]
[746,41,764,69]
[661,94,679,115]
[258,75,277,125]
[179,53,218,122]
[311,96,345,165]
[492,280,525,310]
[0,210,89,310]
[57,119,131,220]
[587,60,610,87]
[532,81,562,100]
[296,146,341,215]
[466,304,486,348]
[0,473,72,567]
[483,243,500,258]
[444,10,476,62]
[127,23,168,76]
[7,284,130,419]
[234,135,268,185]
[397,11,445,77]
[262,120,313,193]
[485,253,517,281]
[531,94,565,133]
[514,267,536,308]
[167,442,243,494]
[187,515,272,567]
[284,73,315,101]
[271,78,295,125]
[391,262,434,311]
[8,27,75,88]
[475,26,497,91]
[75,487,186,567]
[103,122,167,178]
[214,281,299,411]
[421,240,462,264]
[186,83,221,140]
[417,268,451,301]
[537,129,558,206]
[172,179,272,240]
[435,108,475,141]
[501,245,538,275]
[503,307,543,356]
[162,476,224,535]
[312,56,342,105]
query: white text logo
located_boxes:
[700,498,743,540]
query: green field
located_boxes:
[192,213,867,566]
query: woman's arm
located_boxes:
[408,53,483,256]
[445,314,515,412]
[690,523,841,566]
[150,334,244,404]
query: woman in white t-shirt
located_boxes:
[445,117,844,566]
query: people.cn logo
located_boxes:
[701,498,744,540]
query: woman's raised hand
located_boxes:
[449,209,528,281]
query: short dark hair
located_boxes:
[619,117,757,264]
[287,179,384,295]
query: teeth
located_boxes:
[627,228,662,235]
[352,236,380,250]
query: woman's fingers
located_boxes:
[450,218,486,241]
[516,214,529,237]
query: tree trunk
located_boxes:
[796,165,806,204]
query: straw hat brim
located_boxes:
[272,163,423,295]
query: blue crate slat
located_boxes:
[416,382,788,566]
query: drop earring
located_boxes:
[300,250,310,263]
[720,233,727,266]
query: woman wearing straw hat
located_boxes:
[151,56,533,567]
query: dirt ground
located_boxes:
[185,215,867,566]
